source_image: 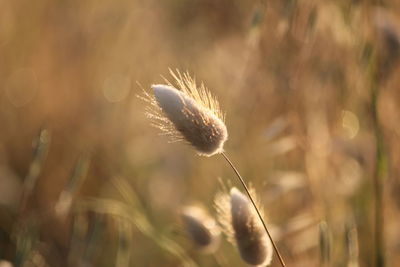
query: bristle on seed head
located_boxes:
[180,205,221,253]
[143,70,228,156]
[215,187,272,266]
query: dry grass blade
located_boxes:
[19,128,51,211]
[345,218,359,267]
[111,177,198,267]
[116,217,132,267]
[55,153,90,217]
[76,197,197,267]
[319,221,331,267]
[14,217,39,266]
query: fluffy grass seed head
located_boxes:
[180,205,221,253]
[143,69,228,156]
[215,187,273,266]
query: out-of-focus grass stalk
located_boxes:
[68,213,105,266]
[64,154,90,197]
[68,212,89,265]
[55,154,90,217]
[74,177,197,267]
[13,129,50,266]
[368,48,387,267]
[111,177,197,267]
[83,214,104,263]
[319,221,331,267]
[76,198,197,267]
[116,217,132,267]
[345,217,359,267]
[19,128,51,212]
[14,218,39,266]
[233,3,265,94]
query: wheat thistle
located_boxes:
[143,69,285,266]
[180,205,221,253]
[215,187,272,266]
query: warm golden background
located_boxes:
[0,0,399,266]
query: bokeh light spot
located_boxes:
[6,68,37,107]
[102,74,131,102]
[342,110,359,139]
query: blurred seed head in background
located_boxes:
[180,205,221,254]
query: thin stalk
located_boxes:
[368,45,386,267]
[371,77,386,267]
[221,152,286,267]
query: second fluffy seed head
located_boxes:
[215,187,273,266]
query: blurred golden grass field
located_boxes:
[0,0,400,266]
